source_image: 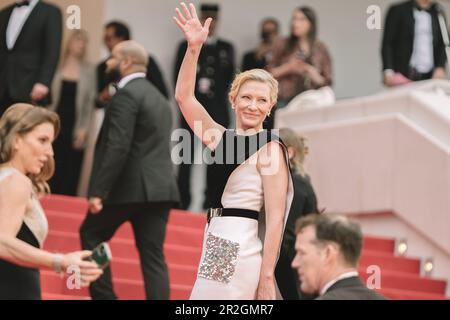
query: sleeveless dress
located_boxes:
[190,129,294,300]
[0,167,49,300]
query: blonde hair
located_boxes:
[0,104,60,194]
[229,69,278,105]
[61,29,89,67]
[279,128,309,176]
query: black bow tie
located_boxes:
[414,2,433,13]
[15,0,30,8]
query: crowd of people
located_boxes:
[0,0,447,300]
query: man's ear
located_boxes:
[323,243,339,263]
[122,56,133,70]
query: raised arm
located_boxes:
[173,2,225,149]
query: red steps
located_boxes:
[377,288,449,300]
[39,195,448,300]
[358,269,446,294]
[359,250,421,275]
[41,271,192,300]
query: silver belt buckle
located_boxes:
[207,208,222,224]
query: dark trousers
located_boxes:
[79,202,171,300]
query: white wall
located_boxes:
[104,0,450,100]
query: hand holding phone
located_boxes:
[87,242,112,269]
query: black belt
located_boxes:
[207,208,259,224]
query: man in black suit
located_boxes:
[96,21,169,109]
[174,3,235,209]
[382,0,447,86]
[292,214,386,300]
[79,40,179,300]
[0,0,62,115]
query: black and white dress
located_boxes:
[190,129,294,299]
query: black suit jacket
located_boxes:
[96,55,169,108]
[174,39,235,128]
[0,1,62,105]
[317,276,386,300]
[88,77,179,205]
[381,0,447,77]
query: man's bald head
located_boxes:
[113,40,148,72]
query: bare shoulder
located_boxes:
[0,171,32,202]
[257,141,287,176]
[258,140,286,155]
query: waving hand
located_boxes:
[173,2,212,47]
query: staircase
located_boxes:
[39,195,448,300]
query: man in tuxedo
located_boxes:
[174,3,235,209]
[96,21,169,109]
[0,0,62,115]
[382,0,448,86]
[80,40,179,300]
[292,214,386,300]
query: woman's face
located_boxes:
[232,80,273,131]
[13,122,55,175]
[292,10,311,38]
[69,36,87,59]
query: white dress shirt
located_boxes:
[409,8,435,73]
[117,72,146,89]
[320,271,359,296]
[6,0,39,50]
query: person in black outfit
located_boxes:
[0,0,62,115]
[174,3,235,209]
[292,214,386,300]
[80,40,179,300]
[275,128,318,300]
[48,30,96,196]
[96,21,169,109]
[382,0,448,86]
[241,18,279,71]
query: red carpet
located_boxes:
[39,195,448,300]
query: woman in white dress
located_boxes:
[173,3,294,300]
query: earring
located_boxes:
[267,111,271,117]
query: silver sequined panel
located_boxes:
[198,233,240,284]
